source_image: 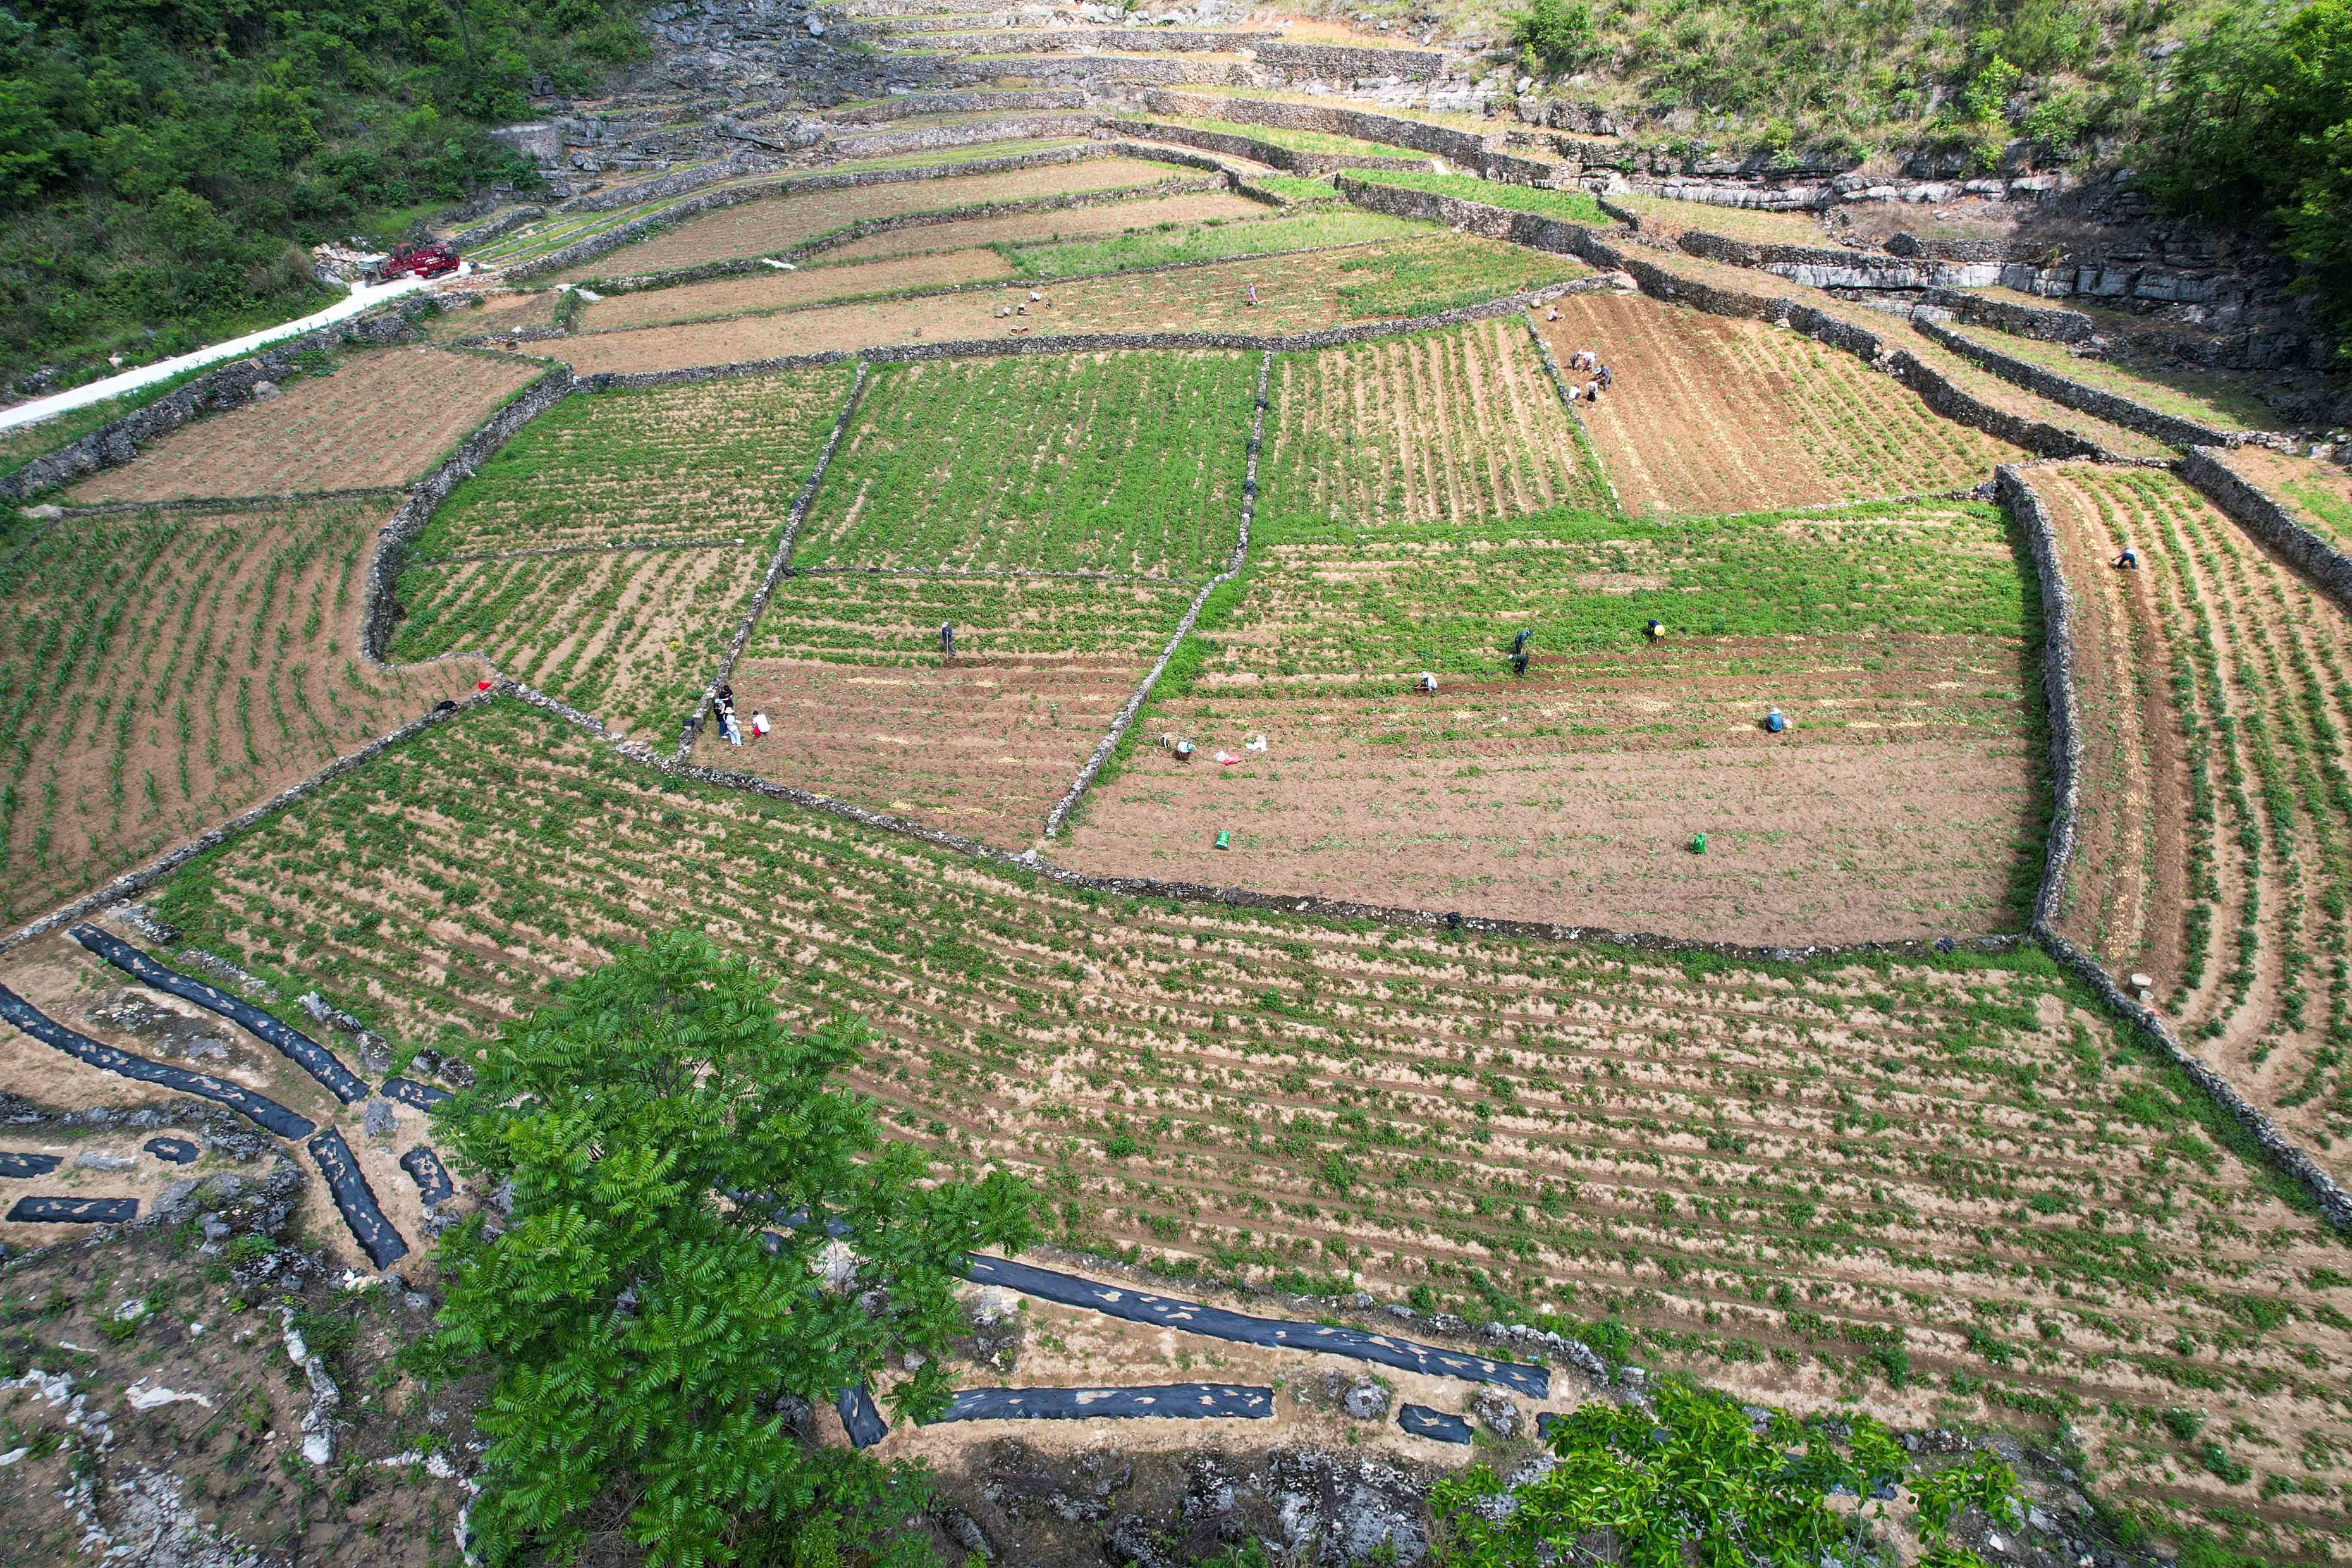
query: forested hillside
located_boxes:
[0,0,644,395]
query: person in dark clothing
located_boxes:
[940,623,956,657]
[1597,364,1613,389]
[2113,548,2138,570]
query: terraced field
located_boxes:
[1945,321,2282,434]
[0,498,479,925]
[134,701,2352,1551]
[1064,499,2044,945]
[816,187,1269,263]
[2032,464,2352,1176]
[1534,294,2025,513]
[387,369,854,739]
[62,348,543,505]
[2217,445,2352,546]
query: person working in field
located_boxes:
[1646,619,1666,643]
[940,623,956,658]
[2113,547,2139,570]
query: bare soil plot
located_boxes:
[1533,294,2024,514]
[550,235,1584,375]
[580,248,1018,333]
[1256,318,1605,529]
[702,652,1147,844]
[409,367,856,554]
[548,158,1194,281]
[0,498,479,927]
[2214,444,2352,548]
[795,350,1257,576]
[141,701,2352,1538]
[1063,499,2042,944]
[423,290,555,344]
[1611,194,1831,247]
[818,188,1266,263]
[2030,464,2352,1179]
[1946,320,2281,433]
[63,348,543,505]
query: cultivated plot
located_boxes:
[62,348,543,505]
[713,350,1256,839]
[1946,321,2281,434]
[1062,502,2043,945]
[580,248,1019,333]
[1255,317,1606,530]
[2033,463,2352,1177]
[141,701,2352,1544]
[387,368,854,740]
[817,187,1268,263]
[0,498,479,925]
[2214,444,2352,548]
[1533,294,2024,514]
[549,158,1197,281]
[547,235,1588,376]
[1606,194,1831,247]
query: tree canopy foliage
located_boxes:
[414,931,1038,1568]
[1432,1375,2022,1568]
[0,0,644,390]
[2143,0,2352,343]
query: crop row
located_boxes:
[0,499,472,924]
[413,369,854,555]
[1254,318,1605,533]
[793,350,1259,577]
[141,702,2352,1543]
[749,571,1195,665]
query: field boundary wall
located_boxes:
[2177,446,2352,616]
[552,174,1231,296]
[0,297,436,503]
[1144,92,1489,168]
[43,485,410,521]
[1916,315,2248,450]
[360,364,580,664]
[831,115,1107,159]
[508,144,1204,283]
[1110,118,1427,177]
[1922,287,2095,345]
[676,364,870,758]
[1998,462,2352,1234]
[1332,176,2153,465]
[1042,351,1271,838]
[583,276,1614,392]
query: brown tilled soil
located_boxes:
[581,247,1018,332]
[0,499,482,929]
[818,187,1267,264]
[701,655,1147,845]
[547,242,1450,374]
[422,290,554,345]
[549,158,1193,282]
[63,348,542,504]
[1060,635,2039,944]
[1532,295,2023,514]
[2035,464,2187,977]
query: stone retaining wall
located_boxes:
[2179,447,2352,617]
[827,90,1090,123]
[1923,286,2093,345]
[1145,91,1487,165]
[1112,118,1424,176]
[1915,315,2241,449]
[1253,41,1442,78]
[446,206,547,250]
[938,55,1259,87]
[1335,175,2135,463]
[509,144,1120,281]
[361,366,579,662]
[554,153,769,215]
[0,300,433,504]
[912,28,1275,53]
[832,114,1102,158]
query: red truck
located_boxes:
[374,240,461,282]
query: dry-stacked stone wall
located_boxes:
[1917,315,2246,448]
[2179,447,2352,615]
[831,115,1104,158]
[1111,119,1423,175]
[1923,286,2094,344]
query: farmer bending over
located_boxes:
[2113,547,2139,570]
[1646,619,1666,643]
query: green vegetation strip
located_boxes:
[1346,169,1612,227]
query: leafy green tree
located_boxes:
[415,931,1038,1568]
[2143,0,2352,343]
[1431,1375,2020,1568]
[1511,0,1597,73]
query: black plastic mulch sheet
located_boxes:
[145,1137,200,1164]
[8,1195,138,1224]
[0,983,316,1139]
[964,1255,1550,1397]
[836,1384,888,1448]
[0,1152,62,1178]
[925,1384,1274,1424]
[70,926,369,1104]
[400,1145,454,1208]
[1398,1403,1474,1444]
[380,1076,453,1110]
[307,1128,409,1268]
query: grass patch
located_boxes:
[1347,169,1612,227]
[1003,210,1427,278]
